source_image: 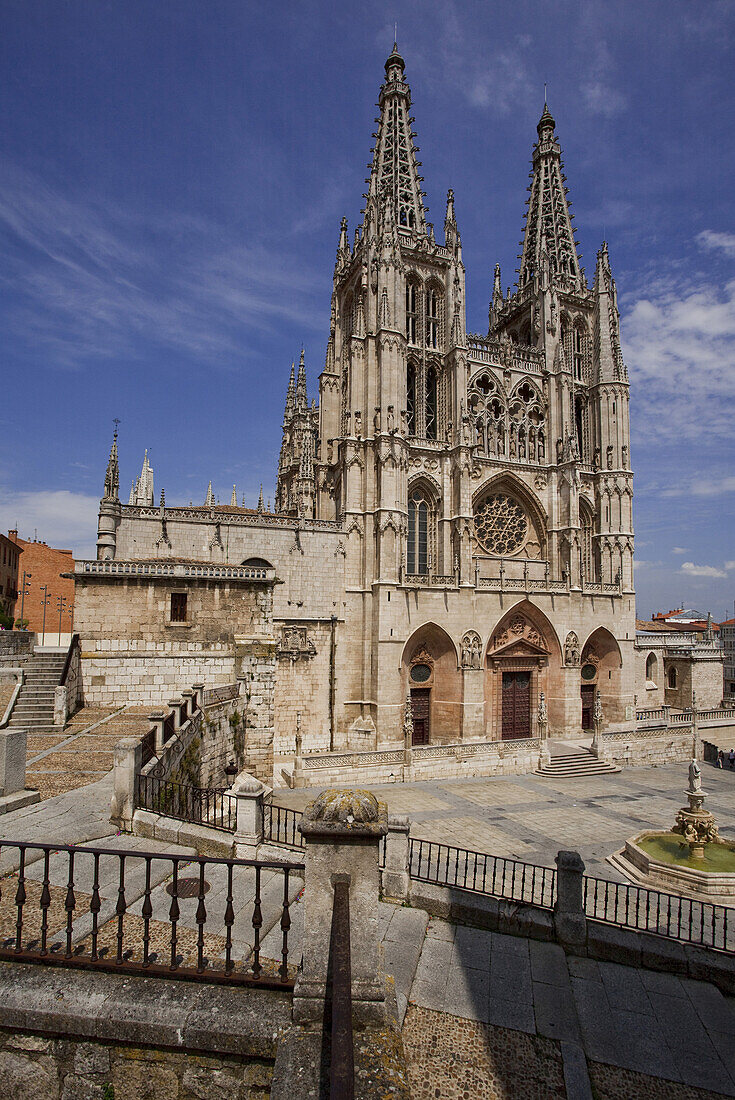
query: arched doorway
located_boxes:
[581,628,623,726]
[485,603,561,739]
[401,625,461,745]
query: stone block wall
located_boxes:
[81,644,238,708]
[0,1030,274,1099]
[603,727,693,768]
[0,630,34,657]
[273,620,334,757]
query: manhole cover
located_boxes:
[166,877,210,898]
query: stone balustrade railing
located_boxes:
[77,560,274,581]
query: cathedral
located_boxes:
[76,45,642,781]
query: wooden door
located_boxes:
[501,672,531,739]
[581,685,595,730]
[411,688,430,745]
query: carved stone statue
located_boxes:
[688,758,701,793]
[606,445,614,469]
[564,630,580,666]
[461,630,482,669]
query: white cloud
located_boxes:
[0,490,99,560]
[671,547,688,554]
[581,81,627,117]
[697,230,735,258]
[680,561,727,579]
[623,275,735,442]
[0,162,327,369]
[660,476,735,498]
[726,561,735,571]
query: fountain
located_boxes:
[609,758,735,901]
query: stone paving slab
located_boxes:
[407,918,735,1096]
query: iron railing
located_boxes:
[0,839,303,987]
[329,877,354,1099]
[140,728,156,767]
[136,775,237,833]
[408,837,556,909]
[583,875,735,952]
[264,802,305,849]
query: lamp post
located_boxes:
[56,595,67,645]
[18,571,32,628]
[40,585,51,646]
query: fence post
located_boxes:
[192,682,205,713]
[295,788,388,1026]
[167,699,182,733]
[110,736,143,830]
[381,815,411,902]
[554,849,587,947]
[181,688,196,719]
[148,713,166,754]
[231,772,266,855]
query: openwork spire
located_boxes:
[204,480,215,507]
[363,44,427,236]
[103,424,120,502]
[518,104,583,290]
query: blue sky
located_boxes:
[1,0,734,618]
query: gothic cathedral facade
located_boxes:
[86,46,636,767]
[274,46,635,745]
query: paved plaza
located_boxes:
[273,756,735,877]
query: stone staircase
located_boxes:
[536,742,620,778]
[6,651,67,732]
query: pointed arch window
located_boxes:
[406,360,417,435]
[406,283,418,344]
[580,501,596,582]
[426,288,439,349]
[425,364,437,440]
[407,490,430,575]
[573,328,584,382]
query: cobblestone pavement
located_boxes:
[24,705,151,801]
[272,761,735,877]
[406,918,735,1098]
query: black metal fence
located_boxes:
[0,839,304,987]
[264,802,305,849]
[583,874,735,952]
[136,775,237,833]
[408,837,557,909]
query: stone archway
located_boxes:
[581,627,623,725]
[401,624,461,745]
[485,602,563,739]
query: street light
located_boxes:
[18,571,32,628]
[39,585,51,646]
[56,595,67,645]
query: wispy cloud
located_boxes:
[623,271,735,442]
[0,489,100,559]
[680,562,727,579]
[0,162,327,369]
[429,8,533,114]
[671,547,688,554]
[697,230,735,259]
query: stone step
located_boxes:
[536,749,619,777]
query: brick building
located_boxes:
[0,533,20,624]
[7,532,75,640]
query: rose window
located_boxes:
[474,494,528,555]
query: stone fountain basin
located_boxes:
[608,831,735,901]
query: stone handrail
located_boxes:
[0,669,23,729]
[403,573,457,587]
[77,560,274,582]
[121,505,341,530]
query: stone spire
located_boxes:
[296,349,308,412]
[130,450,154,507]
[204,480,215,507]
[257,484,264,513]
[593,241,627,382]
[362,43,428,237]
[444,188,460,252]
[103,425,119,502]
[518,102,583,290]
[283,362,296,423]
[230,485,237,506]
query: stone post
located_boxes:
[295,789,389,1026]
[554,850,587,947]
[192,683,205,713]
[537,691,550,768]
[53,684,68,728]
[292,729,305,788]
[381,815,410,902]
[110,736,143,830]
[402,689,414,775]
[591,689,606,761]
[167,700,182,733]
[0,728,40,814]
[231,772,266,856]
[148,713,166,754]
[691,690,700,760]
[181,688,196,719]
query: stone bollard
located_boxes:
[148,713,166,754]
[294,788,388,1026]
[381,815,411,902]
[53,684,68,727]
[110,736,143,830]
[231,772,266,856]
[554,850,587,948]
[0,728,40,814]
